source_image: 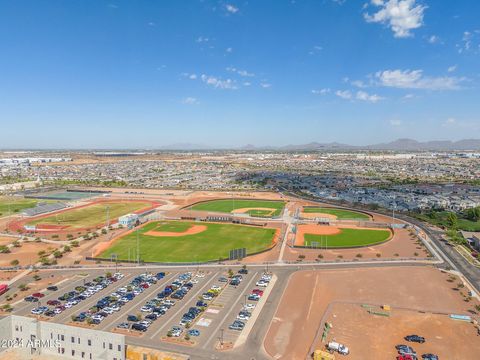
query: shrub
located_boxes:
[10,259,19,266]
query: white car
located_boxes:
[141,306,153,313]
[256,281,268,287]
[64,303,73,309]
[92,314,104,321]
[103,307,114,314]
[196,273,205,278]
[244,303,255,310]
[191,279,199,284]
[111,305,121,311]
[164,300,175,306]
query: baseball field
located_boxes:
[302,207,370,220]
[298,224,392,248]
[22,200,157,231]
[99,220,277,262]
[189,199,286,217]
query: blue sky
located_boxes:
[0,0,479,148]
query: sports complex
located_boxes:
[187,199,286,217]
[97,220,278,263]
[8,199,160,234]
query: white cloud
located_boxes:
[351,80,367,88]
[335,90,352,99]
[402,93,416,99]
[312,88,331,95]
[375,69,464,90]
[226,67,255,77]
[225,4,239,14]
[442,117,456,127]
[447,65,457,73]
[308,45,323,55]
[225,47,233,53]
[200,74,237,89]
[390,119,403,126]
[181,73,198,80]
[196,36,209,43]
[428,35,439,44]
[148,22,156,27]
[260,83,272,88]
[356,90,384,102]
[364,0,427,38]
[457,30,480,54]
[182,97,199,105]
[243,82,251,86]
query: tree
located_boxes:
[466,206,480,222]
[70,240,79,247]
[446,212,458,229]
[53,251,62,258]
[63,245,71,253]
[18,284,28,291]
[10,259,19,266]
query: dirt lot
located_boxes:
[284,227,428,262]
[264,266,480,360]
[0,241,60,267]
[0,236,13,246]
[324,303,480,359]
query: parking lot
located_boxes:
[12,266,277,351]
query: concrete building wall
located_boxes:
[3,316,125,360]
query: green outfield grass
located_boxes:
[303,207,370,220]
[100,220,276,262]
[26,201,152,229]
[190,199,285,217]
[0,198,39,216]
[303,228,391,248]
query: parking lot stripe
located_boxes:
[202,271,258,349]
[98,272,177,331]
[52,273,135,323]
[234,274,277,348]
[148,272,219,340]
[15,272,108,315]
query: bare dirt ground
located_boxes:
[145,224,207,237]
[324,303,480,359]
[0,236,13,246]
[300,212,337,219]
[231,207,276,214]
[0,242,59,267]
[264,267,480,360]
[284,227,427,262]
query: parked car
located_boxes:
[32,293,45,298]
[127,315,139,322]
[327,341,350,355]
[117,322,129,329]
[47,286,58,291]
[24,296,38,302]
[396,345,417,355]
[405,335,425,344]
[422,354,439,360]
[132,323,147,332]
[229,320,245,331]
[188,329,200,336]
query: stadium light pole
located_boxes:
[136,229,140,266]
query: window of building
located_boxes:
[81,351,85,358]
[61,335,64,341]
[71,350,75,356]
[88,339,91,346]
[109,343,112,350]
[71,336,74,343]
[118,344,121,352]
[78,337,80,344]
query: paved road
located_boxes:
[282,189,480,294]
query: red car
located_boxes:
[141,283,149,289]
[47,300,60,306]
[251,289,264,296]
[397,355,415,360]
[32,293,45,298]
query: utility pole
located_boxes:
[136,230,140,265]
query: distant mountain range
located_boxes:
[156,138,480,151]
